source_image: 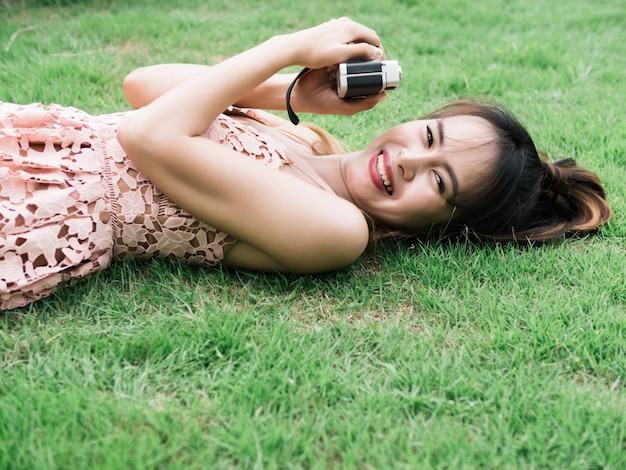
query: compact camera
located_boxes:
[336,60,402,99]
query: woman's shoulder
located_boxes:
[225,106,327,154]
[224,106,285,126]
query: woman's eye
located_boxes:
[434,171,445,194]
[426,126,433,148]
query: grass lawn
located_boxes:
[1,0,625,468]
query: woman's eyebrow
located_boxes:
[437,118,445,146]
[438,120,458,199]
[443,161,459,200]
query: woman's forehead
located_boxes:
[440,115,497,144]
[442,116,499,200]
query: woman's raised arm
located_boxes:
[123,20,385,116]
[123,63,298,111]
[117,19,382,272]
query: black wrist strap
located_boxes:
[286,67,310,125]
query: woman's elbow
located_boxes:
[283,209,370,273]
[123,67,149,109]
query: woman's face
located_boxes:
[343,115,498,230]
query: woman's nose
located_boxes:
[397,149,432,180]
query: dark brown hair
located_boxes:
[377,98,611,242]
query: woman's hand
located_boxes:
[284,17,384,69]
[294,66,387,116]
[280,17,388,115]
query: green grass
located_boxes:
[1,0,625,468]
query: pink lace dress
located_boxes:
[0,102,290,310]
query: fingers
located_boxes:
[348,42,385,62]
[340,93,387,115]
[335,17,381,48]
[321,17,384,63]
[336,17,383,59]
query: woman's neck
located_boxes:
[238,112,358,204]
[295,152,357,204]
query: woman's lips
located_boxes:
[369,150,393,195]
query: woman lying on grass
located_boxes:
[0,18,611,310]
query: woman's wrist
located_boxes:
[264,32,310,69]
[235,73,297,111]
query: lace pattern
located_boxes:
[0,103,290,310]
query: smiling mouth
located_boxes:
[376,151,393,195]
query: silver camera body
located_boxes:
[336,60,402,99]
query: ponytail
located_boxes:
[516,158,612,241]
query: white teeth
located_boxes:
[377,153,393,195]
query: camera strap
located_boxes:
[286,67,310,125]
